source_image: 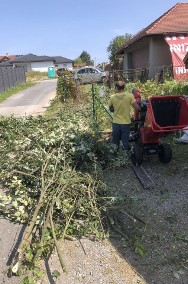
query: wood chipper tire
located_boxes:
[158,143,172,163]
[131,144,144,166]
[137,128,143,146]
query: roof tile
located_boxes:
[117,3,188,53]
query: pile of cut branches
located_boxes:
[0,101,126,282]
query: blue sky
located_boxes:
[1,0,187,64]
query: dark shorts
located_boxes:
[112,123,130,150]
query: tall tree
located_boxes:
[79,51,93,65]
[74,57,83,65]
[107,34,132,66]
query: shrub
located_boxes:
[56,71,78,101]
[26,71,48,81]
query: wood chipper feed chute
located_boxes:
[148,95,188,133]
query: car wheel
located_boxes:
[158,143,172,163]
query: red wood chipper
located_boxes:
[130,89,188,165]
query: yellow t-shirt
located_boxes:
[108,92,136,124]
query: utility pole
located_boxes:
[94,57,96,67]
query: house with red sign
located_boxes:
[116,3,188,81]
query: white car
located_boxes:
[74,66,108,84]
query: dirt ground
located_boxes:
[104,155,188,284]
[41,141,188,284]
[106,139,188,284]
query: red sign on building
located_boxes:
[165,35,188,80]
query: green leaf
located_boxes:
[20,276,35,284]
[135,247,144,256]
[52,270,60,278]
[173,271,180,279]
[19,205,25,213]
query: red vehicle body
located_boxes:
[131,90,188,165]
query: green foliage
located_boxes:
[125,80,188,100]
[20,276,36,284]
[56,71,78,101]
[134,241,145,256]
[52,270,61,279]
[92,85,113,131]
[4,77,188,281]
[74,57,83,65]
[26,71,48,80]
[79,50,94,66]
[19,266,45,284]
[107,34,132,65]
[0,101,123,279]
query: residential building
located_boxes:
[116,3,188,81]
[10,53,74,72]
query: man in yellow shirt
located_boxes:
[108,81,140,151]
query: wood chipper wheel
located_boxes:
[131,144,144,166]
[158,143,172,163]
[137,128,143,147]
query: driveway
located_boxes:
[0,79,57,116]
[0,79,57,283]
